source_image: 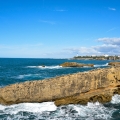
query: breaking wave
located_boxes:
[0,95,120,120]
[94,63,108,67]
[16,74,41,79]
[0,102,57,114]
[111,94,120,104]
[26,65,63,69]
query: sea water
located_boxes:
[0,58,120,120]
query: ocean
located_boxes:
[0,58,120,120]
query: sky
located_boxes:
[0,0,120,58]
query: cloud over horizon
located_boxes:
[97,37,120,45]
[65,37,120,56]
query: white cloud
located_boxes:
[65,47,101,55]
[1,37,120,58]
[97,37,120,45]
[65,37,120,56]
[93,44,119,53]
[108,7,116,11]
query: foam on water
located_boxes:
[0,102,57,114]
[16,74,41,79]
[0,95,120,120]
[94,63,108,67]
[56,102,115,120]
[44,65,63,69]
[26,65,63,69]
[0,100,116,120]
[111,94,120,104]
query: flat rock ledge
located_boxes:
[60,62,94,67]
[0,66,120,106]
[108,62,120,66]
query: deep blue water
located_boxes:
[0,58,110,87]
[0,58,120,120]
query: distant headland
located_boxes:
[72,55,120,60]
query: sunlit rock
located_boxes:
[60,62,94,67]
[0,66,120,106]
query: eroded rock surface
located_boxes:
[0,66,120,106]
[108,62,120,66]
[60,62,94,67]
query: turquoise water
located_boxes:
[0,58,120,120]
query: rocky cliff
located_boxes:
[0,66,120,106]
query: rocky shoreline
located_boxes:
[60,62,94,67]
[0,62,120,106]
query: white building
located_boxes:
[104,54,109,57]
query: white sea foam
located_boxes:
[111,94,120,104]
[0,102,57,114]
[94,63,108,67]
[44,65,62,69]
[0,101,116,120]
[0,95,119,119]
[57,102,115,120]
[16,74,41,79]
[17,74,32,79]
[26,65,63,69]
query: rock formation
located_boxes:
[60,62,94,67]
[108,62,120,66]
[0,66,120,106]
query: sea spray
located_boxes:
[1,95,120,120]
[26,65,63,69]
[94,63,108,67]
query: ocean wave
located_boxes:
[0,101,115,120]
[0,95,119,120]
[94,63,108,67]
[26,65,63,69]
[16,74,41,79]
[0,102,57,114]
[56,102,115,120]
[111,94,120,104]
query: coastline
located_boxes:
[0,64,120,106]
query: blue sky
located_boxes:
[0,0,120,58]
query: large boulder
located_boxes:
[0,66,120,106]
[60,62,94,67]
[108,62,120,66]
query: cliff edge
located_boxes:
[0,66,120,106]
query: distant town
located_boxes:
[72,55,120,60]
